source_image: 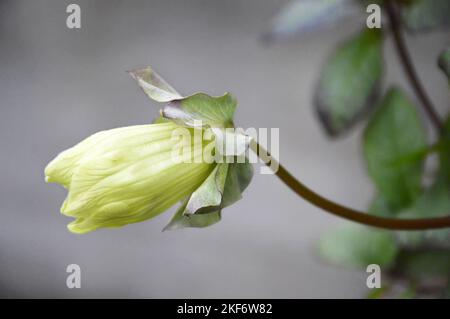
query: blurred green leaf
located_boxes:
[398,285,417,299]
[363,88,426,210]
[264,0,361,41]
[369,194,396,217]
[438,48,450,82]
[315,28,384,136]
[402,179,450,220]
[402,0,450,33]
[396,176,450,247]
[439,116,450,182]
[394,116,450,247]
[319,224,398,268]
[367,286,390,299]
[395,249,450,279]
[443,282,450,298]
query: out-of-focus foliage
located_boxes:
[363,88,426,210]
[439,48,450,81]
[264,0,362,41]
[401,0,450,33]
[267,0,450,298]
[396,250,450,279]
[315,28,383,136]
[396,179,450,248]
[319,224,398,268]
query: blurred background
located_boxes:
[0,0,448,298]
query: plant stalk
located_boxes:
[252,140,450,230]
[385,0,443,132]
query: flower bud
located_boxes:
[45,122,214,233]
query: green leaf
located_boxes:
[367,285,417,299]
[264,0,360,41]
[363,88,427,210]
[162,93,236,129]
[128,66,182,102]
[398,286,417,299]
[443,281,450,298]
[315,28,384,136]
[402,179,450,220]
[367,286,390,299]
[394,249,450,279]
[369,194,396,217]
[394,117,450,246]
[319,224,398,268]
[438,48,450,82]
[396,177,450,247]
[402,0,450,33]
[439,116,450,182]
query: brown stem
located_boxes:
[252,140,450,230]
[385,0,443,132]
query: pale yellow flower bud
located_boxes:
[45,122,214,233]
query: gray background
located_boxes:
[0,0,448,298]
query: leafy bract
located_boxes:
[163,93,236,129]
[129,66,253,230]
[129,66,182,102]
[164,161,253,230]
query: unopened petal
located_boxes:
[45,122,179,188]
[46,122,216,233]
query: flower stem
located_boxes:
[385,0,443,132]
[251,140,450,230]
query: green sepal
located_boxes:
[163,164,227,230]
[163,198,222,231]
[129,66,254,230]
[162,93,236,129]
[221,159,254,208]
[164,158,253,230]
[128,66,183,102]
[130,66,236,129]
